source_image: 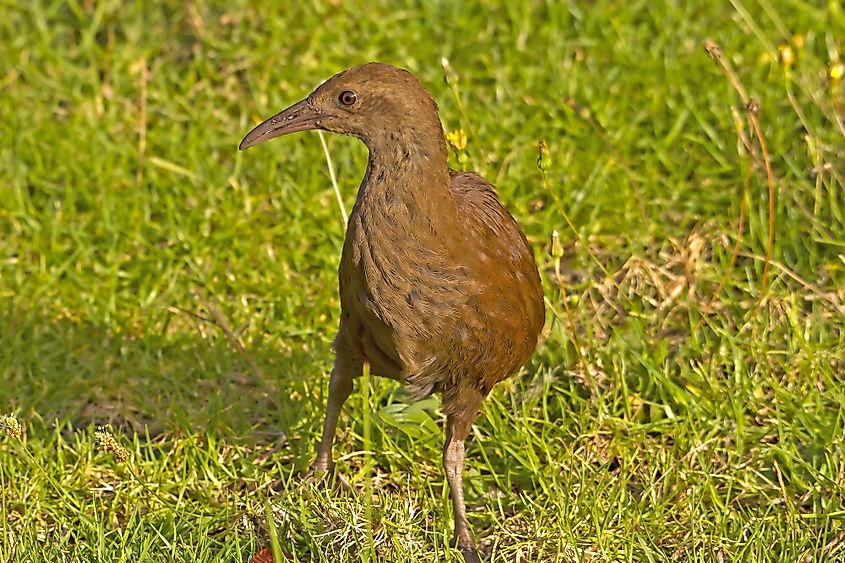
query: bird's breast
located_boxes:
[334,167,543,393]
[336,186,471,376]
[341,195,451,321]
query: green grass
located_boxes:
[2,1,844,561]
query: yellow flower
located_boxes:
[446,129,467,152]
[778,44,795,68]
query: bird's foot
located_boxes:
[460,547,481,563]
[302,461,350,491]
[450,537,481,563]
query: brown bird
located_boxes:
[240,62,544,562]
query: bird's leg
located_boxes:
[311,356,358,476]
[444,409,481,563]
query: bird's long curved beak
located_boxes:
[239,98,322,150]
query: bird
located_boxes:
[239,62,544,562]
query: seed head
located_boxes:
[440,57,459,85]
[537,139,551,173]
[1,414,22,440]
[549,230,563,259]
[94,426,129,462]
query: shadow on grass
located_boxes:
[0,307,331,447]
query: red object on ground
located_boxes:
[251,548,274,563]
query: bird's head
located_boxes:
[239,62,444,151]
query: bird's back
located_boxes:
[444,171,545,384]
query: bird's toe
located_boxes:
[302,463,350,491]
[460,546,481,563]
[449,537,482,563]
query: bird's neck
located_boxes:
[360,126,452,205]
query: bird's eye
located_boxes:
[338,90,357,106]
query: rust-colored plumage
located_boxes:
[240,62,544,562]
